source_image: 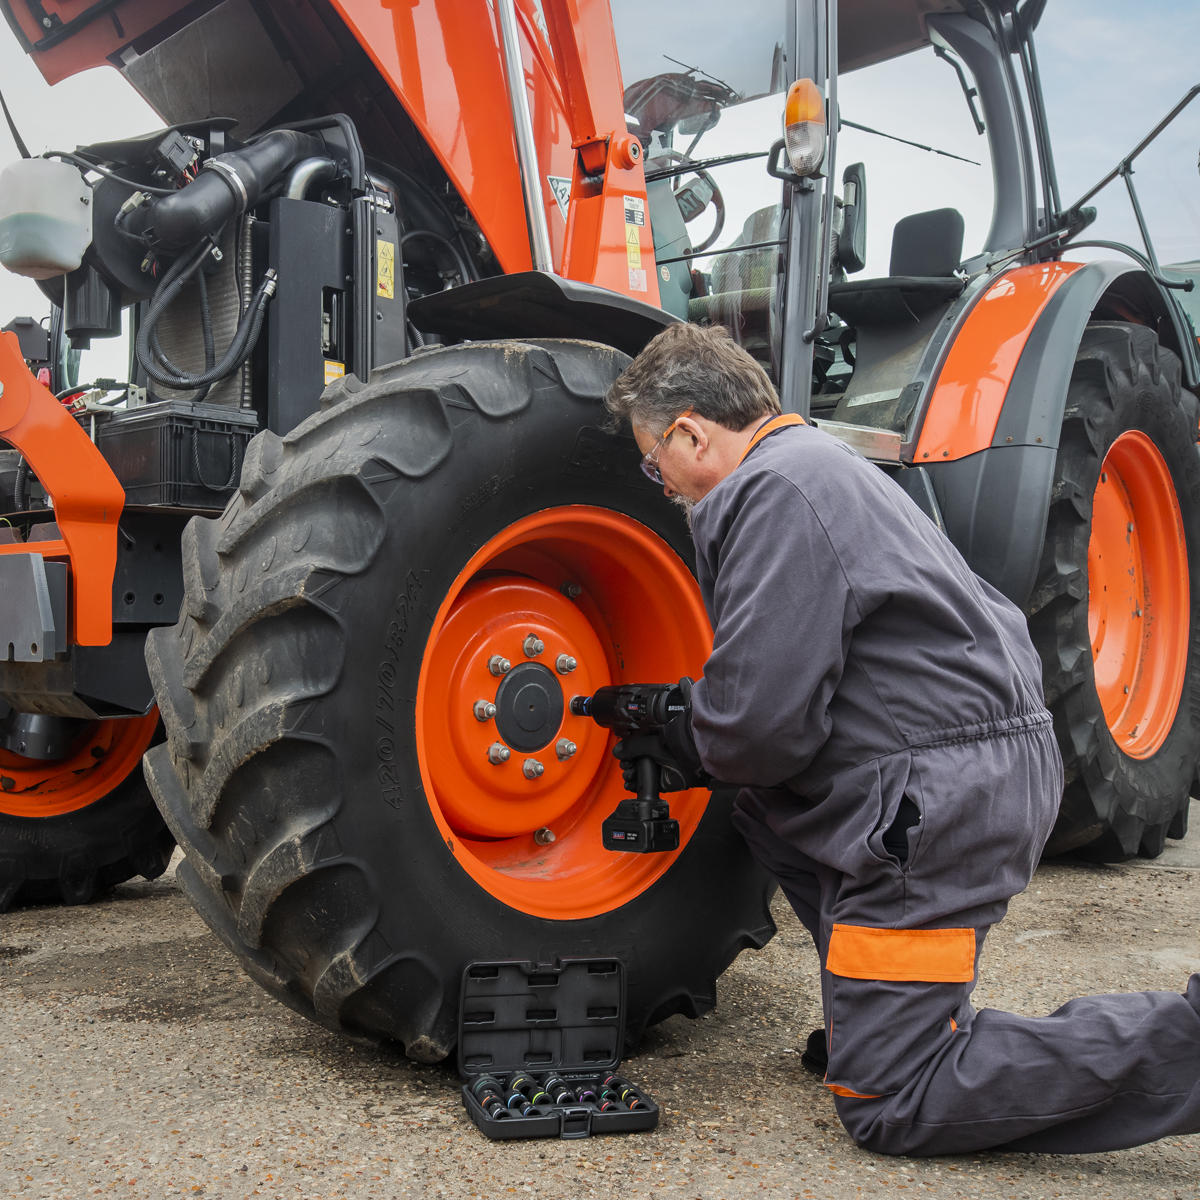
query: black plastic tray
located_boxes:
[457,959,658,1140]
[88,399,258,509]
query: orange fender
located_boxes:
[914,261,1082,463]
[0,332,124,646]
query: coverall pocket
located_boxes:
[824,945,976,1100]
[866,753,920,871]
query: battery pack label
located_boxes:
[376,239,395,299]
[324,360,345,386]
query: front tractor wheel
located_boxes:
[144,340,776,1059]
[0,710,169,908]
[1029,322,1200,859]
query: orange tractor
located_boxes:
[0,0,1196,1059]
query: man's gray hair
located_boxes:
[605,323,781,434]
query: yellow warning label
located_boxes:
[324,360,345,386]
[376,239,395,299]
[625,223,641,269]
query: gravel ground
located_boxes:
[2,805,1199,1200]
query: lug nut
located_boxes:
[523,635,545,657]
[487,742,511,764]
[474,700,497,722]
[488,655,512,676]
[560,582,583,599]
[523,758,545,779]
[556,738,577,761]
[555,654,577,674]
[534,827,556,845]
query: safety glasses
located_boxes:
[640,409,693,484]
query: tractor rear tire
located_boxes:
[1028,322,1200,860]
[143,339,776,1060]
[0,714,171,909]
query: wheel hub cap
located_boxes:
[495,663,564,752]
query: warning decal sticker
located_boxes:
[623,195,646,290]
[376,239,395,299]
[625,224,642,268]
[324,360,345,387]
[547,175,572,220]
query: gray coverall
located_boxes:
[688,419,1200,1156]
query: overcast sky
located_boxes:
[1,0,1198,381]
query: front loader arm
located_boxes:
[0,331,123,646]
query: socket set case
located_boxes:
[458,958,658,1140]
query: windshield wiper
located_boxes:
[662,55,742,102]
[840,118,981,166]
[643,149,771,183]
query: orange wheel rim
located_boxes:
[1088,432,1189,758]
[0,708,159,818]
[415,506,712,920]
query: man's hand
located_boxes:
[613,677,710,793]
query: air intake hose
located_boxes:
[141,130,326,249]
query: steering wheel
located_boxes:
[650,150,726,254]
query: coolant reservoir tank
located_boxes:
[0,159,93,280]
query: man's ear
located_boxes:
[676,415,707,452]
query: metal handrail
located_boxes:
[1050,84,1200,289]
[1063,85,1200,215]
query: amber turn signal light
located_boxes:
[784,78,826,177]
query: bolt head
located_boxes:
[488,655,512,676]
[487,742,511,764]
[523,758,545,779]
[523,635,545,658]
[534,827,556,845]
[474,699,497,722]
[555,654,577,674]
[560,582,583,598]
[555,738,577,761]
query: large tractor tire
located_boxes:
[143,339,776,1060]
[0,711,169,909]
[1028,322,1200,860]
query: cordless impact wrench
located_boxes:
[569,684,689,854]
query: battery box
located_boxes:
[458,958,659,1140]
[88,399,258,509]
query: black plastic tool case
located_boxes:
[89,400,258,508]
[458,958,659,1140]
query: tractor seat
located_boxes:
[828,208,966,326]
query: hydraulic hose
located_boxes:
[401,229,474,287]
[139,130,325,250]
[136,237,277,390]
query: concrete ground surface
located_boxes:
[2,806,1200,1200]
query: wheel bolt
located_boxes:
[560,582,582,599]
[488,655,511,676]
[555,654,577,674]
[474,700,497,722]
[556,738,577,761]
[523,758,545,779]
[534,827,556,845]
[523,635,545,658]
[488,742,511,764]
